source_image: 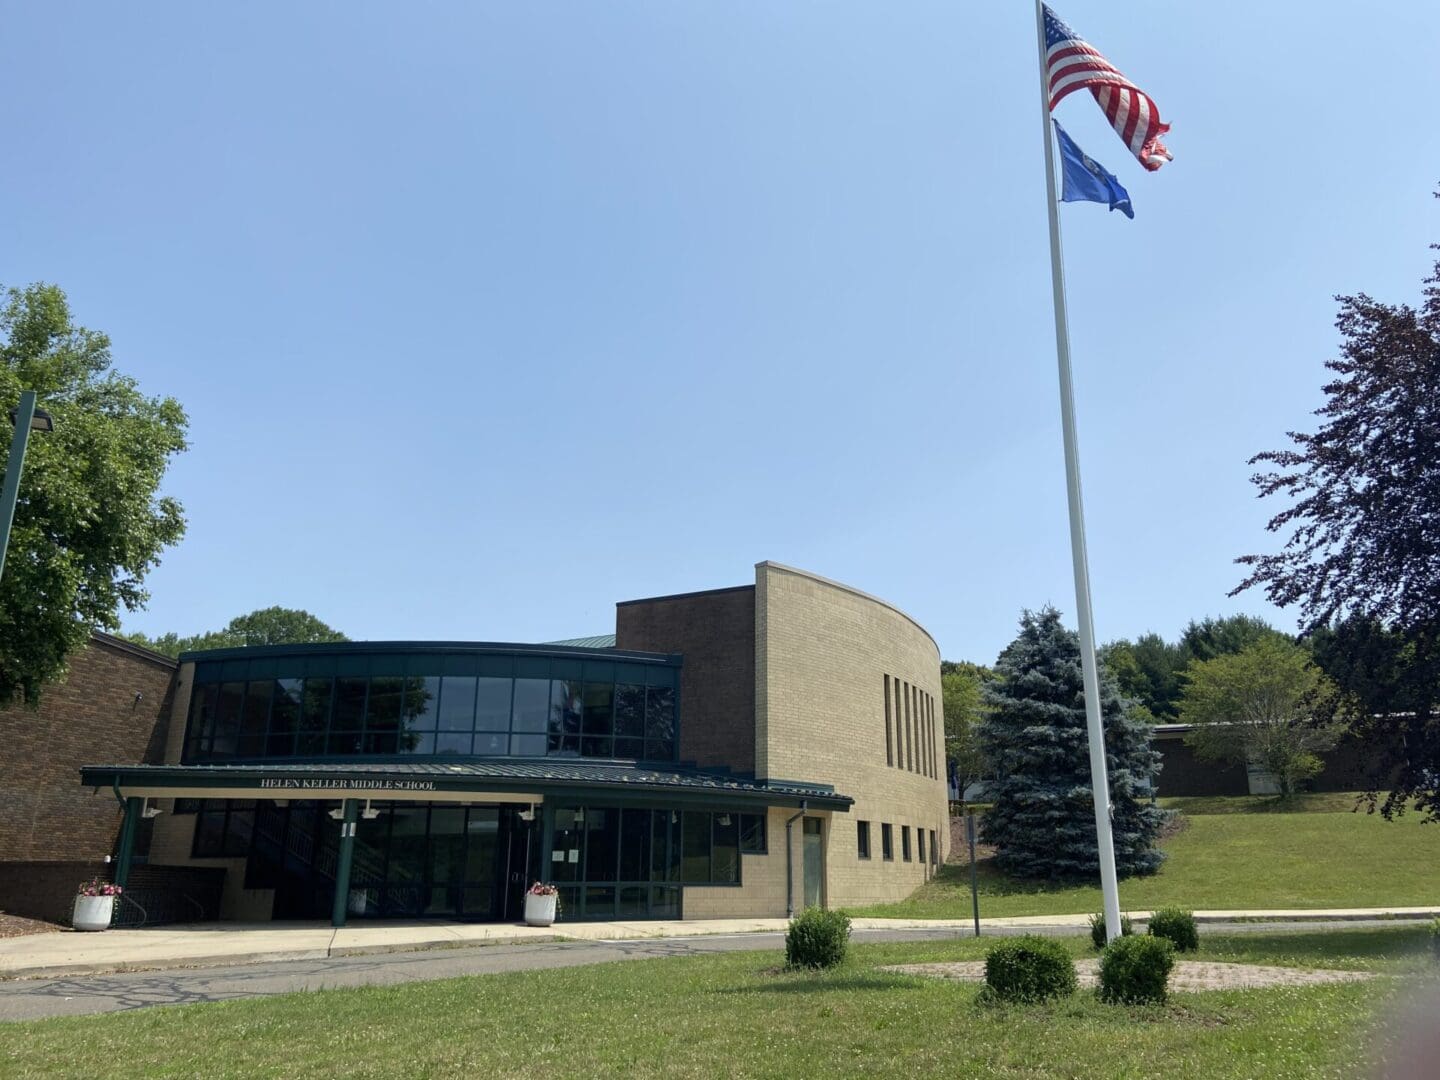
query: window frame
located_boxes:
[881,822,894,861]
[902,825,912,862]
[857,820,871,860]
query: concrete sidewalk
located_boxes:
[2,907,1435,980]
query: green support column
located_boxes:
[539,804,555,883]
[330,799,359,928]
[114,796,141,888]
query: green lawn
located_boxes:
[848,795,1440,920]
[0,929,1430,1079]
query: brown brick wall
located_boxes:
[615,586,756,774]
[0,634,176,863]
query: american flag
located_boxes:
[1044,5,1172,172]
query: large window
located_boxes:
[184,650,681,765]
[549,804,754,919]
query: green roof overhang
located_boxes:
[79,761,852,812]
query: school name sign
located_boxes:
[258,777,438,792]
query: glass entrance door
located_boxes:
[802,817,824,909]
[499,807,536,921]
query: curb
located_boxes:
[327,934,565,959]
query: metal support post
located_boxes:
[0,390,39,585]
[115,796,142,888]
[330,799,359,928]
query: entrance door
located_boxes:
[499,808,535,921]
[802,817,824,909]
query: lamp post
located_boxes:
[0,390,55,586]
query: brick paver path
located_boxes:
[882,959,1376,991]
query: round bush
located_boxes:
[1088,912,1134,951]
[984,936,1078,1003]
[1147,907,1199,952]
[1098,934,1175,1005]
[785,907,851,969]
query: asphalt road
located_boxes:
[0,920,1407,1023]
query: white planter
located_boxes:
[524,892,557,927]
[72,894,115,932]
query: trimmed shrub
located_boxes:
[1088,912,1134,951]
[984,936,1078,1003]
[1098,935,1175,1005]
[785,907,851,969]
[1147,907,1199,952]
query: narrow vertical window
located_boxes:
[883,675,893,766]
[857,820,871,859]
[902,825,912,862]
[927,696,938,783]
[894,679,904,768]
[903,682,913,771]
[881,823,894,860]
[918,828,926,865]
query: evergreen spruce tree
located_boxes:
[979,607,1166,879]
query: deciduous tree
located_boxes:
[1,284,187,703]
[1234,198,1440,818]
[125,606,348,658]
[1178,639,1342,797]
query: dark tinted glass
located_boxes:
[584,808,618,882]
[332,677,367,729]
[857,820,871,858]
[711,813,739,884]
[474,678,511,730]
[511,679,548,733]
[619,808,650,880]
[645,686,676,760]
[681,811,711,883]
[268,678,302,756]
[404,676,441,730]
[548,680,582,756]
[614,684,645,738]
[739,813,767,854]
[437,676,477,731]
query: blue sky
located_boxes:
[3,2,1436,664]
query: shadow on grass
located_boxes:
[715,971,925,996]
[1159,792,1373,816]
[1201,926,1431,967]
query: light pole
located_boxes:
[0,390,55,585]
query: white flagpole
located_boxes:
[1033,0,1123,943]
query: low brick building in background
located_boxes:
[0,633,176,921]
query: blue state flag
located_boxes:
[1053,120,1133,220]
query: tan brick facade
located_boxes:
[755,562,948,909]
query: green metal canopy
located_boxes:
[79,759,852,811]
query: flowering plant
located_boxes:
[77,879,122,897]
[526,881,558,897]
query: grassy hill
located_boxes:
[847,794,1439,920]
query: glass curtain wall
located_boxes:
[548,807,765,920]
[184,651,679,765]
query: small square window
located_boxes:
[857,820,871,860]
[881,823,894,861]
[902,826,912,862]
